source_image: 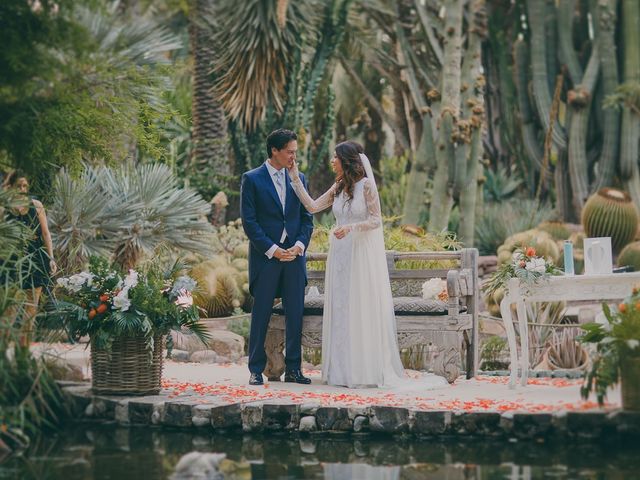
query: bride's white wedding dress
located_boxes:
[289,161,448,390]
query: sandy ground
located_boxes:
[35,342,620,413]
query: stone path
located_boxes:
[40,342,640,438]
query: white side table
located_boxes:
[499,272,640,388]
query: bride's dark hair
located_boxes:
[335,141,366,204]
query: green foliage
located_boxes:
[580,293,640,405]
[0,243,67,441]
[49,163,213,272]
[0,1,181,191]
[483,165,523,202]
[50,256,209,353]
[483,247,563,297]
[475,199,555,256]
[480,336,509,371]
[307,221,460,271]
[378,154,409,219]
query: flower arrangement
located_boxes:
[53,257,208,353]
[422,278,449,301]
[580,287,640,408]
[483,246,563,296]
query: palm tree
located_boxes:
[188,0,230,198]
[50,164,213,272]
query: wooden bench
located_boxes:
[265,248,479,383]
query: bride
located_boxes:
[287,141,447,389]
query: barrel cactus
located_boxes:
[190,261,245,318]
[618,241,640,271]
[497,229,561,265]
[537,221,571,241]
[581,188,639,252]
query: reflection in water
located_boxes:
[0,424,638,479]
[324,463,400,480]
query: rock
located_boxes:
[189,351,219,363]
[353,415,369,433]
[171,329,244,361]
[299,416,317,433]
[163,402,194,427]
[450,412,502,436]
[207,330,244,361]
[170,330,203,353]
[168,349,190,362]
[263,404,300,431]
[299,439,316,454]
[315,407,351,431]
[241,404,263,432]
[215,356,230,364]
[511,413,553,439]
[369,406,409,434]
[171,452,226,480]
[413,411,451,435]
[211,404,242,430]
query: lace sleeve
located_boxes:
[346,178,382,232]
[290,176,336,214]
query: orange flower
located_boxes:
[634,286,640,296]
[97,303,108,314]
[88,308,97,319]
[99,293,109,302]
[525,247,536,257]
[619,303,627,313]
[635,302,640,311]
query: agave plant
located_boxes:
[475,199,555,256]
[50,163,213,272]
[483,165,523,202]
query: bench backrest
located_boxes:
[306,248,478,298]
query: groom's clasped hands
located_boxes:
[273,245,301,262]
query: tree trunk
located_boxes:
[189,0,230,201]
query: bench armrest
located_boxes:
[446,269,461,315]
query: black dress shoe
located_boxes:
[249,373,264,385]
[284,369,312,384]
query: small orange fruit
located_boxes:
[99,294,109,302]
[619,303,627,313]
[88,308,97,319]
[96,303,108,314]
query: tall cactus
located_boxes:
[513,0,640,220]
[456,0,487,245]
[427,0,464,232]
[620,0,640,207]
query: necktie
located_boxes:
[274,170,285,208]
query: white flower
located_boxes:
[174,289,194,309]
[525,257,546,273]
[57,271,94,292]
[123,270,139,289]
[422,278,447,300]
[627,339,640,350]
[112,290,131,311]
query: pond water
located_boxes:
[0,424,638,479]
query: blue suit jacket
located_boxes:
[240,163,314,294]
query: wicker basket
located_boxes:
[91,333,164,395]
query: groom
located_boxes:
[240,129,314,386]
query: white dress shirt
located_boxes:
[264,160,306,259]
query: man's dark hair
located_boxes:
[266,129,297,158]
